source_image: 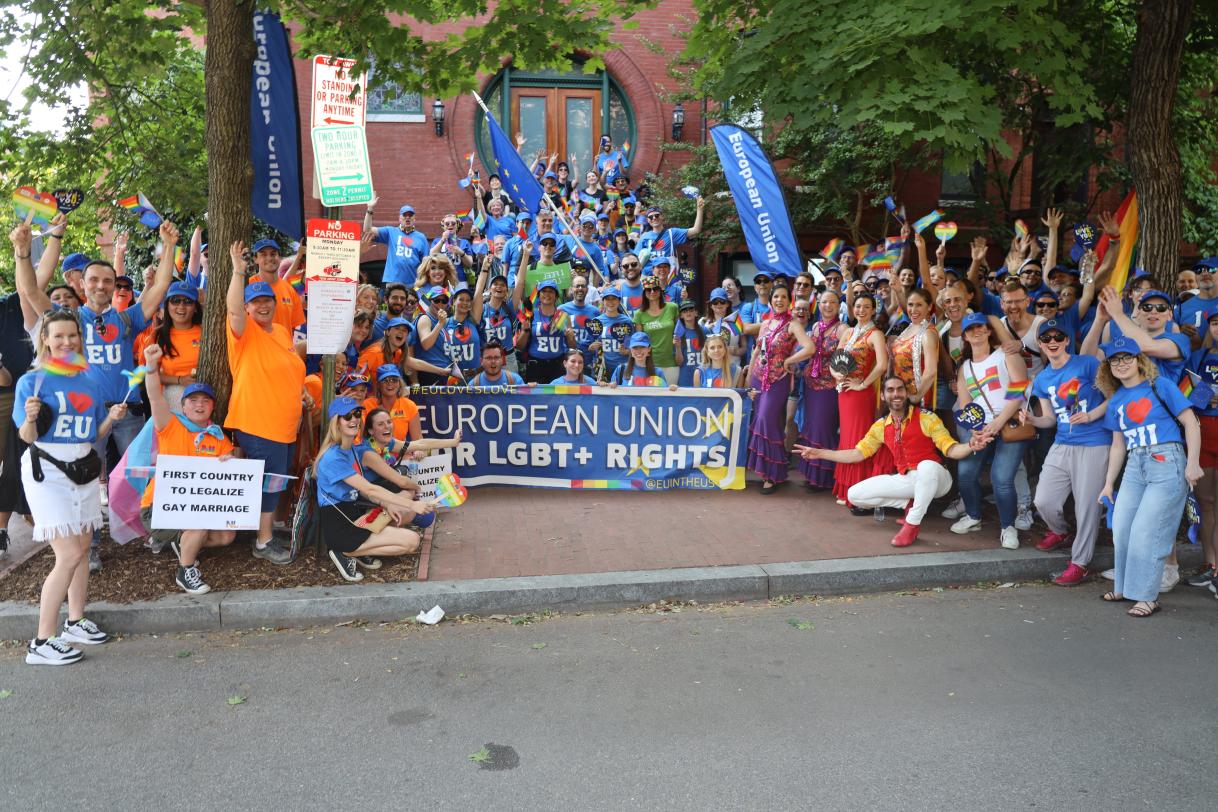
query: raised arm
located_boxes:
[11,214,52,327]
[227,240,249,337]
[1098,286,1180,360]
[139,221,179,321]
[1041,208,1062,272]
[142,344,172,431]
[112,232,128,277]
[685,196,706,238]
[915,233,937,301]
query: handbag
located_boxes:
[968,361,1036,443]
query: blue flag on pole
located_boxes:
[250,11,304,239]
[485,110,544,216]
[709,124,803,277]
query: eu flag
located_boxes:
[486,110,544,216]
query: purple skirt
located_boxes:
[747,373,793,482]
[798,386,838,488]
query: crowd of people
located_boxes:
[3,147,1213,663]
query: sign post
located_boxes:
[309,55,372,205]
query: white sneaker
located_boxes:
[26,637,83,666]
[1101,568,1115,581]
[61,617,109,646]
[950,516,982,534]
[941,497,967,520]
[1014,505,1034,531]
[1161,564,1180,593]
[1000,526,1020,550]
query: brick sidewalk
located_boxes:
[428,483,1018,581]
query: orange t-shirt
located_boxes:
[357,344,403,374]
[224,319,305,443]
[363,395,418,442]
[247,275,305,333]
[133,323,157,366]
[159,325,203,378]
[141,418,234,508]
[304,374,324,420]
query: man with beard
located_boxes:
[372,283,410,342]
[613,252,646,316]
[796,375,986,547]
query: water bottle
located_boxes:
[873,507,885,523]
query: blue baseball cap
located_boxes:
[628,332,651,349]
[1037,319,1067,338]
[376,364,403,382]
[653,256,673,267]
[181,382,216,401]
[251,239,280,255]
[1194,257,1218,271]
[384,316,412,331]
[961,312,989,331]
[579,211,597,225]
[1100,336,1140,359]
[451,282,472,298]
[244,281,275,303]
[1033,290,1059,304]
[1140,289,1171,305]
[709,287,729,302]
[544,171,558,180]
[399,205,416,215]
[61,252,90,273]
[597,212,610,221]
[516,211,533,223]
[328,396,362,419]
[536,279,559,294]
[601,287,621,299]
[539,231,558,245]
[613,228,626,236]
[166,280,198,302]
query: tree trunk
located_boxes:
[198,0,256,420]
[1127,0,1195,284]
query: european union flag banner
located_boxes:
[411,386,752,490]
[250,11,304,239]
[485,109,544,215]
[710,123,803,277]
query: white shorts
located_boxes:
[21,444,102,542]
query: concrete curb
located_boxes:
[0,545,1203,638]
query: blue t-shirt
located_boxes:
[595,150,629,183]
[596,313,634,368]
[1103,377,1192,449]
[482,215,516,241]
[468,370,524,387]
[503,236,527,286]
[549,374,596,385]
[559,302,601,364]
[375,227,429,287]
[316,443,366,507]
[675,322,704,387]
[444,317,481,370]
[527,311,568,360]
[1176,295,1218,330]
[412,313,451,368]
[480,301,517,355]
[79,304,150,404]
[740,299,772,359]
[13,370,108,444]
[1030,355,1109,447]
[619,281,645,316]
[698,364,739,388]
[573,239,609,278]
[610,365,668,387]
[637,228,689,272]
[1187,348,1218,417]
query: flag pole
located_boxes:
[542,195,605,288]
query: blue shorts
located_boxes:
[233,430,293,513]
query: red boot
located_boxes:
[891,522,920,547]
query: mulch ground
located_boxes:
[0,533,417,604]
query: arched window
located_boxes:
[475,63,635,180]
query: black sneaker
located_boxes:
[0,528,9,558]
[356,556,382,571]
[1187,567,1216,588]
[175,565,212,595]
[328,549,364,582]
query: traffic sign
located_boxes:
[310,55,367,130]
[311,126,373,206]
[305,218,361,354]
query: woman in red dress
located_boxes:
[831,293,893,512]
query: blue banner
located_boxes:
[710,123,803,277]
[411,385,752,490]
[250,11,304,239]
[484,108,545,216]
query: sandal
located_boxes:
[1101,591,1124,602]
[1128,601,1160,618]
[761,481,776,495]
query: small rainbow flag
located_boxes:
[911,210,945,235]
[729,312,745,336]
[41,352,88,376]
[456,209,472,223]
[1005,380,1029,401]
[435,472,467,507]
[1014,219,1029,240]
[820,238,844,262]
[1057,378,1080,406]
[117,192,163,228]
[550,310,571,333]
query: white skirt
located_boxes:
[21,443,103,542]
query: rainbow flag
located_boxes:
[456,209,471,222]
[1179,370,1213,410]
[862,247,900,269]
[729,312,745,336]
[1014,219,1029,240]
[911,210,945,235]
[117,192,163,228]
[41,352,88,376]
[1005,380,1029,401]
[174,245,184,272]
[820,238,844,262]
[1096,190,1138,293]
[885,236,904,251]
[550,310,571,333]
[1057,378,1080,406]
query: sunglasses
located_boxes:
[621,262,639,269]
[1139,303,1170,313]
[1039,332,1068,344]
[647,214,662,220]
[755,278,772,284]
[1034,301,1057,309]
[168,297,195,306]
[431,297,450,305]
[340,409,364,421]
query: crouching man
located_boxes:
[140,344,237,594]
[796,375,987,547]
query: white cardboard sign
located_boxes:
[150,455,265,531]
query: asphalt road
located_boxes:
[1,583,1216,811]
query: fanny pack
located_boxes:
[29,445,103,486]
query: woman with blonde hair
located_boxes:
[413,255,460,292]
[313,397,436,582]
[693,333,740,388]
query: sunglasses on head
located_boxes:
[1139,302,1170,313]
[1039,332,1068,344]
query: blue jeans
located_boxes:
[957,429,1029,528]
[233,430,294,513]
[1112,443,1188,602]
